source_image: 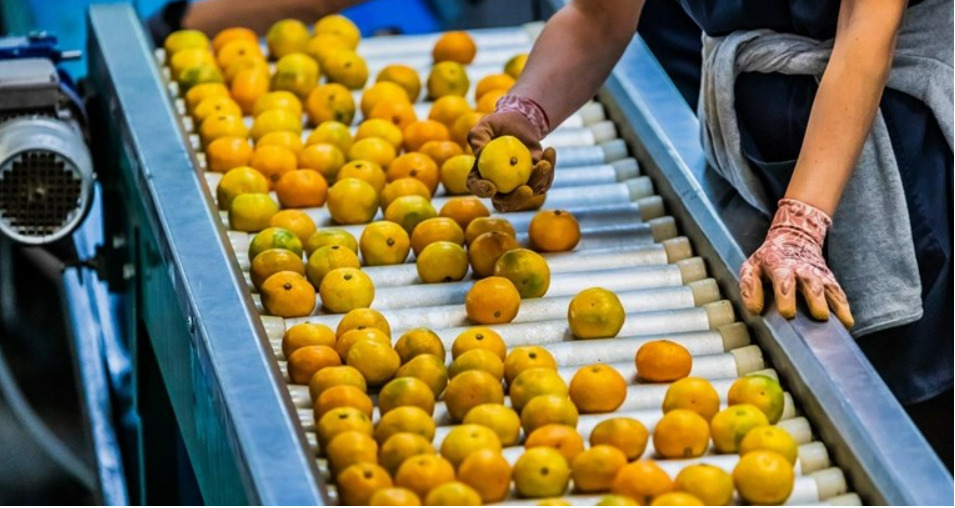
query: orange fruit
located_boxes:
[248,226,304,261]
[513,447,570,498]
[297,143,345,181]
[287,344,340,384]
[611,460,673,505]
[463,404,521,446]
[271,52,319,99]
[355,118,403,150]
[439,154,474,195]
[529,210,581,252]
[443,369,505,422]
[307,120,353,152]
[448,349,504,380]
[306,244,361,289]
[403,120,451,152]
[419,140,464,168]
[275,170,328,208]
[503,346,557,385]
[193,95,242,124]
[314,384,374,419]
[253,90,303,118]
[223,54,269,84]
[476,135,532,193]
[510,367,568,412]
[169,47,216,80]
[260,271,316,318]
[394,328,445,363]
[336,463,393,506]
[410,217,465,256]
[590,417,649,461]
[325,430,378,475]
[326,177,379,225]
[337,307,391,338]
[458,449,512,503]
[251,248,305,290]
[206,136,253,173]
[710,404,770,453]
[317,406,373,445]
[474,73,515,102]
[440,196,490,231]
[369,488,420,506]
[380,177,431,210]
[282,322,336,359]
[733,451,795,505]
[451,327,506,361]
[319,267,375,313]
[304,32,350,68]
[440,423,502,468]
[184,82,229,114]
[250,144,298,187]
[314,14,360,49]
[384,195,437,234]
[476,88,507,113]
[464,217,515,244]
[387,152,440,194]
[228,193,279,232]
[466,276,521,324]
[250,107,302,142]
[429,95,472,127]
[420,479,480,505]
[347,339,401,386]
[728,375,786,424]
[520,395,579,435]
[451,111,485,147]
[395,354,449,398]
[176,63,223,92]
[568,364,627,414]
[525,424,585,463]
[416,241,469,283]
[674,464,734,506]
[394,454,455,500]
[361,81,411,117]
[651,493,704,506]
[369,100,418,131]
[635,340,692,382]
[335,327,390,361]
[308,365,367,401]
[217,166,269,211]
[597,495,637,506]
[652,409,711,459]
[379,432,436,475]
[493,248,551,299]
[257,131,305,154]
[348,137,397,169]
[305,228,358,256]
[360,220,411,266]
[468,231,519,278]
[504,53,528,79]
[270,209,317,243]
[266,19,309,59]
[212,27,257,53]
[199,114,248,148]
[376,64,422,102]
[230,67,270,114]
[662,377,721,421]
[305,83,356,126]
[739,425,799,465]
[378,376,436,416]
[568,288,626,339]
[375,406,436,444]
[323,49,368,89]
[571,445,628,493]
[432,31,477,64]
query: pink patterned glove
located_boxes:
[739,198,855,328]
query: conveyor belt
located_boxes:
[161,26,864,506]
[86,4,954,505]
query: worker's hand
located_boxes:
[739,198,854,328]
[467,95,555,212]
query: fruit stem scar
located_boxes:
[509,156,518,166]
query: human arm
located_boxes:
[182,0,360,35]
[740,0,907,327]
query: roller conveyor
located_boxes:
[86,3,953,505]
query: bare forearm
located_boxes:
[785,1,905,215]
[182,0,359,35]
[510,0,643,128]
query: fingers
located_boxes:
[527,157,555,195]
[738,260,765,315]
[540,146,557,168]
[768,267,797,319]
[467,121,494,158]
[795,266,830,321]
[492,185,535,212]
[466,158,497,197]
[824,283,855,329]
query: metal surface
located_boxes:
[594,25,953,506]
[86,5,324,504]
